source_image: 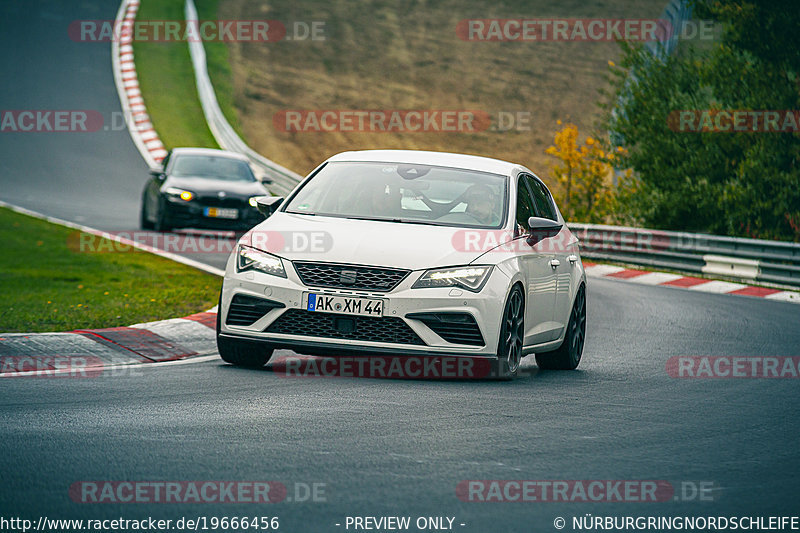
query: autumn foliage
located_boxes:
[545,122,632,223]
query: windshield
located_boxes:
[169,155,256,182]
[284,162,508,228]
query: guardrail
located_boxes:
[570,223,800,288]
[184,0,304,196]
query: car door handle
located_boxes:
[568,255,578,264]
[549,259,560,268]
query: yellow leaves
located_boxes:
[608,60,615,67]
[546,121,633,223]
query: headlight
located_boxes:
[237,245,286,278]
[248,196,262,207]
[412,265,493,292]
[164,187,194,201]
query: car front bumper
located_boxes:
[218,256,512,359]
[163,198,265,230]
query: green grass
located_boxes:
[0,208,221,333]
[132,0,244,149]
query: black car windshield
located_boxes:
[170,155,256,182]
[284,162,508,229]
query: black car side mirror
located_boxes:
[526,216,563,245]
[149,168,165,180]
[255,196,284,217]
[256,173,273,185]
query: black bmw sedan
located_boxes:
[140,148,270,232]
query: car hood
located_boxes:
[164,176,267,197]
[240,213,511,271]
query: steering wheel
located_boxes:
[461,211,483,223]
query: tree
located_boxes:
[545,122,631,223]
[603,0,800,241]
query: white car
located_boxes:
[216,150,586,377]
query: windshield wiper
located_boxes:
[342,216,441,226]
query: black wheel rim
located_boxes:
[569,287,586,367]
[503,289,524,373]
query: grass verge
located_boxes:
[132,0,244,149]
[0,207,220,333]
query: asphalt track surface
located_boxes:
[2,1,800,531]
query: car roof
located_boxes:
[170,147,250,162]
[326,150,525,176]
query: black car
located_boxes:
[140,148,270,232]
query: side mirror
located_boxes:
[149,168,165,180]
[255,196,284,217]
[256,173,273,185]
[526,216,563,245]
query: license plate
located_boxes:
[204,207,238,219]
[307,294,384,317]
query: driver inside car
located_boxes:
[464,184,501,226]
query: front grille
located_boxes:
[266,309,425,345]
[407,312,485,346]
[196,196,249,208]
[293,262,410,292]
[226,294,285,327]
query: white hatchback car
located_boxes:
[216,150,586,377]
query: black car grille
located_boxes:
[293,262,410,292]
[406,312,485,346]
[266,309,425,345]
[196,196,249,208]
[226,294,285,327]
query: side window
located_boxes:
[525,175,557,221]
[515,175,536,234]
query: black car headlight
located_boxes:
[412,265,493,292]
[237,245,287,278]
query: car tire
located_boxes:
[140,193,154,230]
[154,198,172,233]
[535,284,586,370]
[215,291,274,368]
[497,285,525,378]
